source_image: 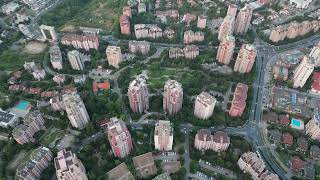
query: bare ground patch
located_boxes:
[23,41,47,54]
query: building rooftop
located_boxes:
[196,92,216,107]
[291,156,304,171]
[133,152,156,171]
[107,162,134,180]
[297,137,308,151]
[279,114,290,126]
[0,110,16,123]
[282,132,293,146]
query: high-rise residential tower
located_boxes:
[163,80,183,115]
[194,92,216,119]
[128,77,149,113]
[216,35,235,65]
[154,120,173,151]
[306,113,320,141]
[106,117,133,158]
[234,6,253,35]
[106,46,122,68]
[293,56,314,88]
[54,149,88,180]
[62,92,90,129]
[67,50,84,70]
[234,44,257,73]
[218,15,235,41]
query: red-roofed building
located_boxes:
[291,156,304,172]
[229,83,248,117]
[62,86,77,94]
[311,72,320,94]
[282,132,293,147]
[279,114,290,126]
[92,82,110,93]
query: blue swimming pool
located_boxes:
[291,118,301,127]
[15,100,31,110]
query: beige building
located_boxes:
[238,152,266,180]
[120,15,131,35]
[163,80,183,115]
[218,15,235,41]
[154,120,173,151]
[63,92,90,129]
[169,45,199,59]
[234,44,257,73]
[194,92,216,119]
[128,40,151,55]
[197,15,207,29]
[227,4,237,17]
[122,6,132,17]
[134,24,163,39]
[234,6,253,35]
[183,30,205,44]
[133,152,157,178]
[194,129,230,152]
[107,163,134,180]
[292,56,314,88]
[306,113,320,141]
[106,46,122,68]
[61,34,99,51]
[54,149,88,180]
[128,77,149,113]
[49,44,63,70]
[216,35,235,65]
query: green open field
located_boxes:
[40,127,66,148]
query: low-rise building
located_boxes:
[107,163,134,180]
[272,65,289,81]
[194,129,230,152]
[291,156,304,172]
[133,152,157,178]
[0,110,18,128]
[282,132,293,147]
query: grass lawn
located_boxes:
[40,127,66,148]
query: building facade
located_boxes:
[16,146,53,180]
[61,34,99,51]
[128,77,149,113]
[120,15,131,35]
[194,92,216,119]
[229,83,248,117]
[292,56,314,88]
[234,44,257,73]
[163,80,183,115]
[106,117,133,158]
[216,35,235,65]
[106,46,122,68]
[67,50,84,70]
[197,15,207,29]
[54,149,88,180]
[49,44,63,70]
[63,92,90,129]
[306,113,320,141]
[128,40,151,55]
[309,42,320,67]
[183,30,205,44]
[238,152,267,180]
[218,15,235,41]
[154,120,173,151]
[194,129,230,152]
[234,6,253,35]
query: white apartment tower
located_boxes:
[309,42,320,67]
[106,46,122,68]
[54,149,88,180]
[293,56,314,88]
[62,92,90,129]
[163,80,183,115]
[194,92,216,120]
[128,77,149,113]
[67,50,84,70]
[154,120,173,151]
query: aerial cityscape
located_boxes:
[0,0,320,179]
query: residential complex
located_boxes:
[234,44,257,73]
[129,40,150,55]
[229,83,248,117]
[163,80,183,115]
[234,6,253,35]
[238,152,278,180]
[54,149,88,180]
[133,152,157,178]
[16,147,53,180]
[183,30,205,44]
[12,111,45,144]
[216,35,235,65]
[63,92,90,129]
[169,45,199,59]
[106,117,133,158]
[134,24,163,39]
[194,92,216,119]
[61,34,99,51]
[106,46,122,68]
[154,120,173,151]
[292,56,314,88]
[306,113,320,141]
[128,77,149,113]
[49,44,63,70]
[194,129,230,152]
